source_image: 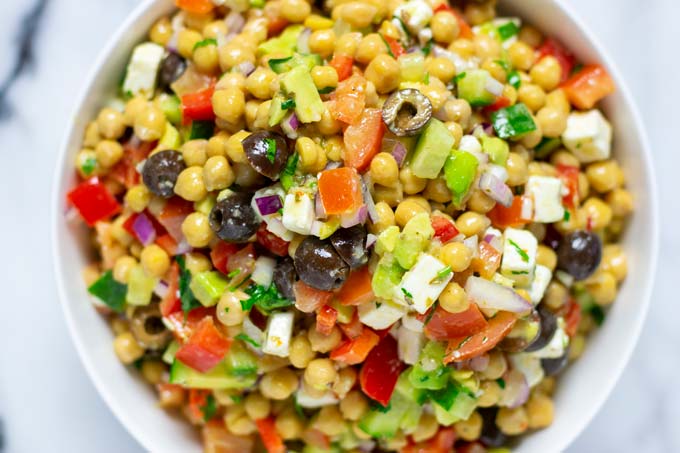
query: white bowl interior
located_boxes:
[51,1,658,452]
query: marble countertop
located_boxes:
[0,0,677,451]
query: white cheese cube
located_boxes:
[401,312,424,333]
[296,382,338,408]
[458,135,482,154]
[393,0,433,33]
[396,254,452,314]
[562,110,612,163]
[526,264,552,305]
[282,191,315,235]
[532,319,570,359]
[398,325,424,365]
[122,43,165,100]
[525,176,564,223]
[509,353,544,388]
[501,228,537,286]
[262,312,294,357]
[252,256,276,287]
[359,300,407,330]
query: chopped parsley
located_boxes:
[241,283,294,312]
[201,394,217,422]
[424,302,439,325]
[379,34,395,58]
[280,153,299,191]
[177,256,201,314]
[456,336,472,350]
[434,266,452,281]
[235,333,261,348]
[370,400,392,412]
[589,304,606,326]
[496,378,506,389]
[563,210,571,222]
[230,395,243,404]
[507,70,522,89]
[401,288,414,300]
[193,38,217,51]
[421,39,433,56]
[294,398,306,419]
[227,269,241,279]
[497,22,519,41]
[453,72,467,83]
[508,238,530,262]
[281,98,296,110]
[495,59,511,73]
[571,63,584,76]
[511,270,529,275]
[81,156,97,176]
[265,138,277,164]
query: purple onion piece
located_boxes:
[225,11,245,34]
[175,237,192,255]
[502,369,530,409]
[324,161,342,170]
[391,141,407,167]
[366,233,378,249]
[255,194,283,216]
[465,276,533,313]
[468,354,490,372]
[479,171,513,208]
[154,280,169,298]
[361,175,379,223]
[132,213,157,246]
[315,192,327,219]
[340,205,368,228]
[236,61,256,76]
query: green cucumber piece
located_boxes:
[481,136,510,166]
[457,69,497,107]
[189,271,229,307]
[269,53,322,74]
[257,24,304,56]
[162,341,180,365]
[169,359,257,389]
[409,118,455,179]
[126,265,157,306]
[224,341,258,376]
[409,341,449,390]
[281,65,325,123]
[372,255,406,300]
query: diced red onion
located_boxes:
[482,122,495,136]
[340,205,368,228]
[485,76,505,97]
[255,194,283,216]
[166,13,185,52]
[479,171,513,208]
[132,213,157,246]
[281,113,299,139]
[324,161,342,170]
[154,280,169,298]
[361,176,379,223]
[235,61,255,76]
[463,235,478,257]
[358,441,377,453]
[310,220,323,237]
[265,217,295,241]
[224,11,245,34]
[297,28,311,54]
[175,237,192,255]
[500,369,530,409]
[366,233,378,248]
[465,276,533,313]
[451,233,466,243]
[487,164,509,183]
[483,233,503,253]
[315,192,327,219]
[391,141,408,167]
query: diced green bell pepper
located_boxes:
[444,150,478,206]
[162,341,180,365]
[88,270,127,313]
[491,103,537,139]
[481,136,510,166]
[189,120,214,140]
[190,271,230,307]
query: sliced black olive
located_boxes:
[273,256,296,300]
[130,305,172,350]
[241,131,291,180]
[158,52,187,91]
[329,226,369,270]
[382,88,433,137]
[542,350,569,376]
[524,305,558,352]
[142,150,186,198]
[294,236,349,291]
[557,230,602,280]
[478,408,508,448]
[498,310,541,352]
[209,192,260,243]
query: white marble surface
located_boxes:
[0,0,678,452]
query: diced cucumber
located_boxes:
[375,225,399,255]
[269,53,323,74]
[409,118,455,179]
[358,392,410,439]
[534,137,562,158]
[162,341,180,365]
[409,341,449,390]
[457,69,497,107]
[281,65,325,123]
[396,369,428,404]
[268,94,287,127]
[126,265,158,306]
[257,24,304,56]
[481,136,509,166]
[158,94,182,125]
[189,271,229,307]
[372,255,406,300]
[224,341,258,376]
[399,53,426,83]
[330,299,354,324]
[444,150,478,206]
[430,381,478,422]
[169,359,257,389]
[154,121,181,153]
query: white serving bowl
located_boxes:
[51,0,659,451]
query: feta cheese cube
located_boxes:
[526,264,552,305]
[458,135,482,154]
[296,382,338,408]
[398,325,424,365]
[393,0,433,33]
[532,319,570,359]
[359,300,407,330]
[501,228,537,286]
[242,317,264,353]
[526,176,564,223]
[509,353,545,387]
[122,43,165,100]
[396,254,452,314]
[562,110,612,163]
[262,312,294,357]
[252,256,276,287]
[401,312,424,332]
[282,191,315,235]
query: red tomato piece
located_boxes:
[175,317,232,372]
[562,64,615,110]
[226,244,257,287]
[187,389,211,422]
[293,280,333,313]
[444,311,517,363]
[165,306,215,342]
[487,195,533,229]
[424,303,488,341]
[156,197,194,242]
[337,266,374,306]
[338,311,364,340]
[316,305,338,336]
[431,215,459,243]
[331,326,380,365]
[256,223,290,257]
[537,38,576,83]
[330,75,366,125]
[176,0,214,14]
[329,54,354,82]
[67,177,121,226]
[156,234,179,256]
[483,96,511,113]
[110,139,155,188]
[318,167,363,215]
[343,108,385,172]
[556,164,580,210]
[160,262,181,316]
[210,241,241,275]
[359,334,404,406]
[181,84,216,125]
[564,298,582,337]
[255,417,285,453]
[383,35,405,58]
[471,241,503,279]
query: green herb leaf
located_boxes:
[507,70,522,89]
[230,395,243,404]
[379,34,395,58]
[424,72,430,85]
[281,98,296,110]
[496,378,506,389]
[423,301,439,325]
[294,398,306,419]
[281,153,299,191]
[177,256,201,314]
[265,138,277,164]
[241,283,294,312]
[81,156,97,176]
[436,266,452,280]
[511,270,529,275]
[453,72,467,83]
[88,270,127,313]
[227,269,241,279]
[201,394,217,422]
[507,238,530,262]
[401,287,414,300]
[497,22,519,41]
[571,63,584,77]
[563,210,571,222]
[370,400,392,412]
[456,336,472,350]
[495,59,511,73]
[421,39,433,56]
[193,38,217,51]
[235,333,261,348]
[249,0,265,7]
[589,304,606,326]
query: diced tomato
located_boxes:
[424,304,488,341]
[110,138,155,188]
[431,215,459,243]
[556,164,580,210]
[266,13,289,38]
[67,177,121,226]
[562,64,615,110]
[256,223,289,257]
[337,266,374,306]
[331,326,380,365]
[383,35,406,58]
[160,262,181,316]
[564,298,582,337]
[226,243,257,287]
[175,317,232,372]
[255,417,285,453]
[176,0,214,14]
[181,84,216,125]
[165,306,215,341]
[330,75,366,125]
[343,108,385,172]
[210,241,241,275]
[202,420,254,453]
[444,311,517,363]
[338,311,364,340]
[402,428,456,453]
[293,280,333,313]
[318,167,363,215]
[359,334,404,406]
[156,234,179,256]
[483,96,511,114]
[537,38,576,83]
[471,241,502,279]
[487,195,533,229]
[329,54,354,82]
[188,389,211,422]
[315,305,338,336]
[156,197,194,241]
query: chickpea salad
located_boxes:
[67,0,631,451]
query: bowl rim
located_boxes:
[50,0,659,451]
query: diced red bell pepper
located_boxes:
[255,417,285,453]
[564,298,582,337]
[337,266,375,306]
[181,84,216,125]
[556,164,580,210]
[165,306,215,342]
[562,64,615,110]
[316,305,338,336]
[343,108,385,172]
[318,167,363,215]
[359,334,404,406]
[255,223,289,257]
[330,75,366,125]
[160,262,181,316]
[187,389,212,423]
[537,38,576,83]
[110,139,155,188]
[175,317,232,372]
[424,303,488,341]
[67,177,121,226]
[433,5,473,40]
[471,241,502,279]
[338,311,364,340]
[176,0,214,14]
[483,96,511,114]
[487,195,533,229]
[383,35,406,58]
[293,280,333,313]
[402,427,456,453]
[329,54,354,82]
[210,241,241,275]
[331,326,380,365]
[444,311,517,363]
[431,215,459,243]
[156,197,194,242]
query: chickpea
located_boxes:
[456,212,490,237]
[296,137,326,173]
[399,167,427,195]
[244,392,271,420]
[97,108,126,140]
[123,185,150,213]
[335,32,362,57]
[365,54,400,94]
[446,98,472,128]
[606,188,633,218]
[134,105,166,141]
[586,271,618,305]
[124,97,148,126]
[314,406,345,436]
[113,256,137,284]
[481,58,507,83]
[340,390,368,421]
[455,411,483,441]
[439,242,472,272]
[311,66,339,92]
[280,0,311,22]
[185,252,211,274]
[332,367,357,398]
[174,167,207,201]
[317,105,342,136]
[202,19,227,39]
[218,44,255,71]
[503,153,528,188]
[181,139,208,167]
[581,198,612,230]
[439,282,469,313]
[518,84,546,113]
[536,107,567,138]
[308,325,342,353]
[449,38,475,59]
[544,281,568,310]
[213,88,246,125]
[464,1,494,25]
[569,333,586,360]
[224,405,256,435]
[473,34,501,60]
[260,368,299,400]
[203,156,235,191]
[467,189,495,214]
[508,41,536,71]
[586,160,624,193]
[95,140,124,168]
[288,334,315,369]
[333,2,379,29]
[308,29,336,58]
[412,412,438,442]
[181,212,213,248]
[530,56,562,91]
[576,172,589,202]
[427,57,457,83]
[225,130,250,163]
[550,150,580,168]
[193,43,219,74]
[394,199,428,228]
[520,122,543,149]
[527,392,555,429]
[177,29,202,59]
[273,409,304,440]
[204,132,228,159]
[477,380,502,407]
[216,291,247,326]
[536,245,558,271]
[149,17,172,46]
[216,72,246,91]
[424,178,452,204]
[355,33,387,65]
[480,351,507,380]
[253,100,272,130]
[242,18,268,43]
[245,67,276,100]
[426,12,458,44]
[113,332,144,364]
[140,244,170,278]
[369,201,396,234]
[497,407,529,435]
[140,360,165,385]
[83,121,101,148]
[373,183,403,207]
[158,382,185,408]
[369,153,399,187]
[519,25,544,48]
